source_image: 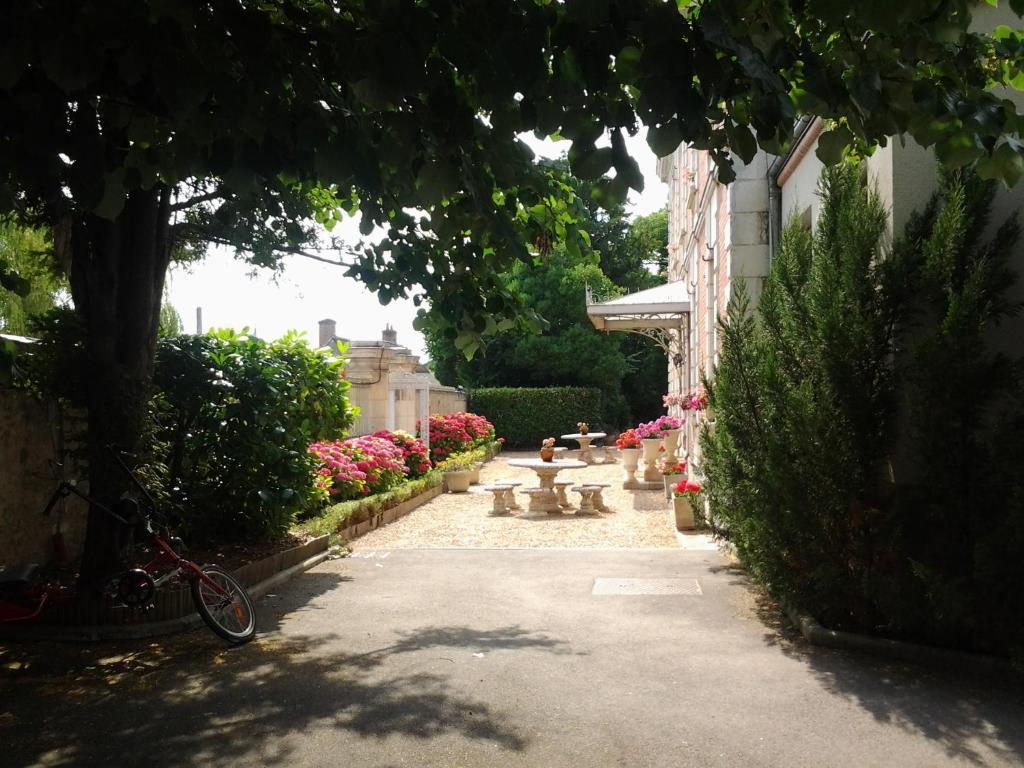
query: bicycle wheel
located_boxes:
[190,566,256,644]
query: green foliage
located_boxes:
[435,440,504,472]
[704,161,1024,661]
[297,471,444,540]
[702,161,900,629]
[154,329,356,543]
[886,169,1024,658]
[157,299,183,338]
[469,387,603,449]
[0,219,67,335]
[425,175,667,426]
[2,1,1021,356]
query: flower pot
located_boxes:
[663,472,686,500]
[640,438,662,482]
[468,462,482,485]
[662,429,681,459]
[579,427,589,435]
[619,447,640,483]
[540,447,555,462]
[673,496,696,530]
[443,469,472,493]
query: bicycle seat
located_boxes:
[0,563,40,590]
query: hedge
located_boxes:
[468,387,604,449]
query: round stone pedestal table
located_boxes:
[560,432,607,464]
[506,458,587,513]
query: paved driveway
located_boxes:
[5,548,1022,767]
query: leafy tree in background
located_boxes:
[425,191,668,427]
[0,219,67,335]
[2,1,1023,578]
[157,296,183,338]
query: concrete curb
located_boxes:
[785,604,1022,680]
[0,550,330,643]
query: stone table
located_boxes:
[506,458,587,513]
[560,432,607,464]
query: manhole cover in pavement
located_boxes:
[592,578,702,596]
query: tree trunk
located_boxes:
[69,186,173,586]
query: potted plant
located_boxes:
[577,421,590,435]
[656,456,688,499]
[672,478,702,530]
[540,437,556,462]
[440,455,475,493]
[615,429,641,481]
[656,415,683,458]
[635,420,665,480]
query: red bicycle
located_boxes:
[0,446,256,644]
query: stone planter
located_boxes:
[640,438,662,482]
[468,462,482,485]
[443,469,472,493]
[662,429,681,459]
[663,472,686,500]
[673,495,696,530]
[619,447,640,483]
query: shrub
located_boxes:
[418,411,496,461]
[702,161,900,632]
[468,387,603,448]
[702,162,1024,662]
[154,329,355,543]
[309,435,409,501]
[373,430,432,478]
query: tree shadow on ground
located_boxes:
[739,570,1024,766]
[2,571,572,767]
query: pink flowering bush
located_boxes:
[417,411,496,461]
[635,415,683,439]
[309,435,409,501]
[373,429,433,478]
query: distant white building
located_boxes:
[317,320,465,437]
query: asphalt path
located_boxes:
[4,548,1022,767]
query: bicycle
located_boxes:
[0,446,256,644]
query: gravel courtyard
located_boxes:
[352,450,706,550]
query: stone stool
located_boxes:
[553,479,575,508]
[496,479,524,511]
[571,486,599,515]
[521,487,557,513]
[483,484,512,515]
[589,482,611,512]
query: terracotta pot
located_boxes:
[579,427,589,435]
[540,447,555,462]
[673,495,696,530]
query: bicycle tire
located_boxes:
[190,566,256,644]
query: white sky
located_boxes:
[166,133,667,360]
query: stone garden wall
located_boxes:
[0,389,89,566]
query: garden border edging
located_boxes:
[336,484,443,542]
[0,536,330,642]
[785,604,1021,680]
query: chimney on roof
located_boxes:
[318,318,337,348]
[382,324,397,345]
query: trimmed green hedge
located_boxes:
[469,387,604,449]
